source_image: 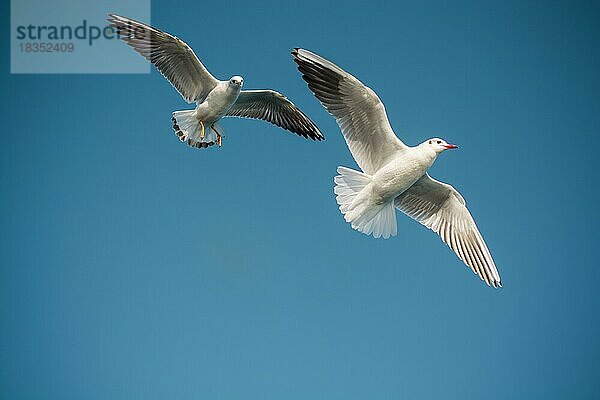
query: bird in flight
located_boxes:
[107,14,323,149]
[293,48,501,287]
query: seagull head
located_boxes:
[229,76,244,87]
[424,138,459,154]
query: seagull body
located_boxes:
[180,77,242,146]
[293,48,502,287]
[108,15,323,148]
[195,79,241,126]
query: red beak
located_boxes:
[444,144,459,149]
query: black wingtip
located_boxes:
[490,279,502,289]
[106,13,120,22]
[291,48,303,63]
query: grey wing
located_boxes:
[108,14,218,103]
[292,48,407,175]
[395,174,502,288]
[225,90,324,140]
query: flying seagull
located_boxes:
[107,15,323,149]
[292,48,501,287]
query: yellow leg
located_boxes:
[212,124,223,147]
[199,120,205,140]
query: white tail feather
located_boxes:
[172,110,218,149]
[334,166,397,239]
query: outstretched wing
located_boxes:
[292,48,407,174]
[108,14,218,103]
[225,90,324,140]
[395,174,502,287]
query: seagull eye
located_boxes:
[437,140,441,144]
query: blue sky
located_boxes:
[1,0,599,398]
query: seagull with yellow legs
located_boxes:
[108,14,324,149]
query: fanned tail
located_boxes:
[334,166,397,239]
[172,110,218,149]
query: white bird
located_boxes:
[107,15,323,149]
[293,48,501,288]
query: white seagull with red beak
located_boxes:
[293,48,501,288]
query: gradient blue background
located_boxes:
[1,0,599,398]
